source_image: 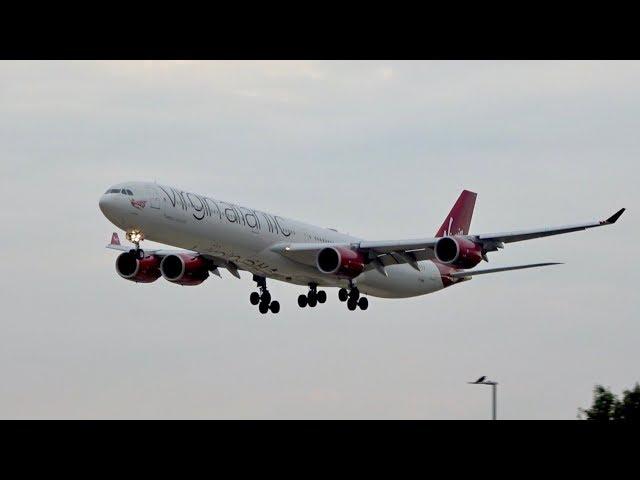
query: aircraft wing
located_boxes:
[273,208,625,271]
[105,232,196,257]
[448,262,562,278]
[105,232,242,278]
[474,208,626,252]
[272,239,437,274]
[359,208,626,255]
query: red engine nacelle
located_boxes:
[434,236,483,269]
[116,252,161,283]
[160,253,210,286]
[316,246,366,278]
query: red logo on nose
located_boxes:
[131,199,146,210]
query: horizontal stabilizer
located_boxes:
[449,262,562,278]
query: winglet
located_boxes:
[110,232,121,245]
[605,208,625,224]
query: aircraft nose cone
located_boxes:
[99,193,120,219]
[99,191,127,228]
[98,194,110,215]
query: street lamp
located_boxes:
[468,376,498,420]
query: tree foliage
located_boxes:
[579,383,640,420]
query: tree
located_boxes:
[612,383,640,421]
[579,383,640,420]
[579,385,618,420]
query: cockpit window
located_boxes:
[104,188,134,195]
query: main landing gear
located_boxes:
[338,286,368,311]
[126,229,145,259]
[297,283,327,308]
[250,275,280,314]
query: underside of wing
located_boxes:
[271,239,439,276]
[448,262,562,278]
[271,242,353,267]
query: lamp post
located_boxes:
[468,376,498,420]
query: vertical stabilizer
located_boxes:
[435,190,477,237]
[110,232,121,245]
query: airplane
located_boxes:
[99,182,625,314]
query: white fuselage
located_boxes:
[99,181,447,298]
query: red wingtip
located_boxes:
[110,232,121,245]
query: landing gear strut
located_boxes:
[298,283,327,308]
[339,284,368,311]
[126,229,145,259]
[251,275,280,314]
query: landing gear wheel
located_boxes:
[358,297,368,310]
[298,294,308,308]
[126,230,145,259]
[252,275,278,314]
[261,291,271,305]
[269,301,280,314]
[317,290,327,304]
[349,287,360,301]
[307,295,317,308]
[250,292,260,305]
[305,284,323,308]
[338,288,348,302]
[347,297,358,311]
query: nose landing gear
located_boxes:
[298,283,327,308]
[126,229,145,259]
[339,285,368,311]
[251,275,280,314]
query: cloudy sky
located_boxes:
[0,61,637,419]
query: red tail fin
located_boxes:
[435,190,477,237]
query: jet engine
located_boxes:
[434,236,483,269]
[316,247,365,278]
[160,254,210,286]
[115,252,161,283]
